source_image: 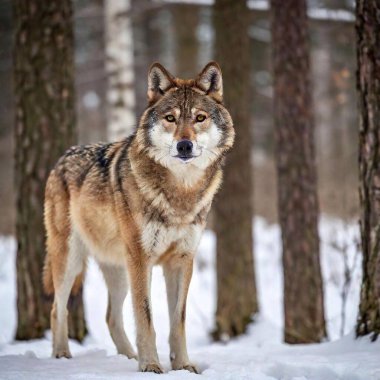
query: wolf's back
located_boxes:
[42,139,132,296]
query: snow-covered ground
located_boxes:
[0,217,378,380]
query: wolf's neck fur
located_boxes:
[166,162,206,188]
[128,137,222,219]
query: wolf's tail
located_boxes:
[43,254,85,296]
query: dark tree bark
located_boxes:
[13,0,87,340]
[270,0,326,343]
[212,0,258,341]
[356,0,380,340]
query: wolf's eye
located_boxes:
[196,114,206,122]
[165,115,175,122]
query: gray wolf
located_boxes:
[43,61,234,373]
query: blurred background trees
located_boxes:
[2,1,358,228]
[4,0,376,343]
[1,0,358,234]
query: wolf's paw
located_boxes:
[119,349,138,361]
[127,352,138,361]
[183,364,199,374]
[53,349,72,359]
[140,363,164,374]
[173,363,199,374]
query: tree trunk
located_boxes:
[356,0,380,340]
[270,0,326,344]
[105,0,136,141]
[13,0,87,341]
[171,3,199,79]
[212,0,258,341]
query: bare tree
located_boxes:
[270,0,326,343]
[356,0,380,339]
[13,0,86,340]
[329,226,360,337]
[212,0,258,341]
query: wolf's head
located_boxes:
[136,62,234,177]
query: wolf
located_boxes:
[43,61,234,373]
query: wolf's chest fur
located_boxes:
[122,140,220,259]
[132,151,222,261]
[140,222,202,259]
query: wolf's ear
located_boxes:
[195,62,223,102]
[147,63,175,103]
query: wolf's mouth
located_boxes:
[176,155,195,163]
[173,153,202,163]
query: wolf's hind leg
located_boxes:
[99,263,137,360]
[51,232,86,358]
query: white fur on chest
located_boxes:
[141,220,203,257]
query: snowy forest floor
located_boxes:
[0,217,379,380]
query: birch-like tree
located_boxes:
[105,0,136,141]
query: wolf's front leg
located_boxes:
[163,254,198,374]
[127,255,163,373]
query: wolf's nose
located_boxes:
[177,140,193,156]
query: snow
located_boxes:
[307,8,355,23]
[0,217,378,380]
